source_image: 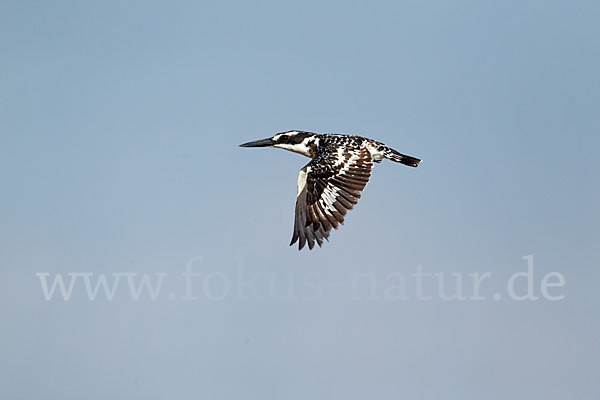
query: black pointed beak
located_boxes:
[239,138,276,148]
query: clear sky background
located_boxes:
[1,1,599,399]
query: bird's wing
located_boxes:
[291,145,374,250]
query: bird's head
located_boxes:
[240,131,318,157]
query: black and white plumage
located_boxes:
[240,131,421,250]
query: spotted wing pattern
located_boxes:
[291,144,373,250]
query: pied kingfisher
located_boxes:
[240,131,421,250]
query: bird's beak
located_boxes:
[239,138,276,148]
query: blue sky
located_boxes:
[1,1,599,399]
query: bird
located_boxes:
[240,130,421,250]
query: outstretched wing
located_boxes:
[291,146,373,250]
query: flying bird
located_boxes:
[240,131,421,250]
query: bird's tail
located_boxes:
[384,147,421,167]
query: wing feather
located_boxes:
[290,146,373,250]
